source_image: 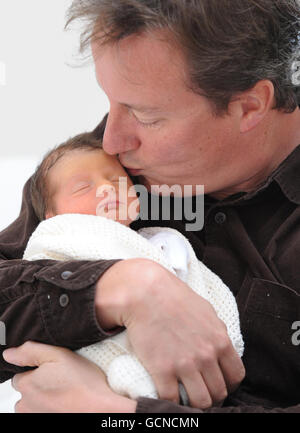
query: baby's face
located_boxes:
[45,149,140,226]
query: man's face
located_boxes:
[92,31,254,197]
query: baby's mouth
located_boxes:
[96,199,124,216]
[97,200,120,210]
[95,184,128,216]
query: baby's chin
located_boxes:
[95,208,134,227]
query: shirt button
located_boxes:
[215,212,227,225]
[61,271,73,280]
[59,294,69,308]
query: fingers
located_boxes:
[151,356,226,409]
[175,351,226,408]
[3,341,68,368]
[181,358,243,409]
[14,399,28,414]
[12,373,42,413]
[194,331,244,404]
[210,329,245,393]
[219,349,245,393]
[196,338,242,404]
[195,364,228,406]
[183,351,243,408]
[154,371,220,410]
[12,372,32,413]
[180,373,212,409]
[11,371,32,393]
[152,343,244,409]
[153,371,180,404]
[150,340,244,409]
[150,359,181,404]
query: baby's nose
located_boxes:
[96,183,116,199]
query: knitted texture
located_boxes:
[23,214,244,400]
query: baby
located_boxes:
[30,131,140,228]
[24,132,244,403]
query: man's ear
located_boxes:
[238,80,275,133]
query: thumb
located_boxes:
[2,341,64,367]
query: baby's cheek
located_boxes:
[81,197,98,216]
[68,196,97,216]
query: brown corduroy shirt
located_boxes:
[0,123,299,413]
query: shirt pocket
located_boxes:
[240,278,300,407]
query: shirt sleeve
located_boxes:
[136,397,300,413]
[0,256,123,383]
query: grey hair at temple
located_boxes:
[65,0,300,115]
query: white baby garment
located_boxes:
[23,214,244,400]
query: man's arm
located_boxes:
[1,246,244,407]
[0,257,122,382]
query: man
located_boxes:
[1,0,300,413]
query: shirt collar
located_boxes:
[206,144,300,207]
[273,144,300,205]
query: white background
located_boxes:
[0,0,109,411]
[0,0,109,231]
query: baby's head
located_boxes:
[31,132,140,226]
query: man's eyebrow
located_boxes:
[122,103,161,113]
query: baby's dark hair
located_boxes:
[31,131,103,221]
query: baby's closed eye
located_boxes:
[71,182,93,194]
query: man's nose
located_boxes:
[102,107,140,155]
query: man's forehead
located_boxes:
[92,31,188,91]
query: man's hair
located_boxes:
[66,0,300,114]
[31,132,103,221]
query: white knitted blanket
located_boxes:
[23,214,244,400]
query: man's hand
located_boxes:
[2,341,136,413]
[96,259,245,409]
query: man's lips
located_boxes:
[125,168,142,176]
[118,158,143,176]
